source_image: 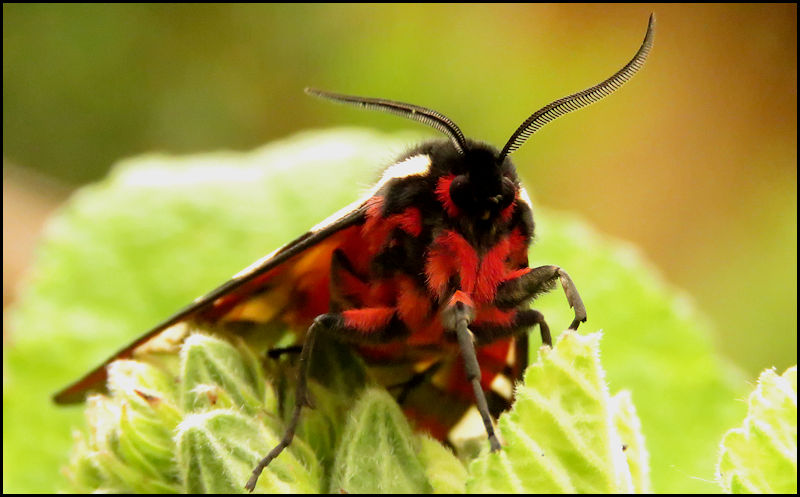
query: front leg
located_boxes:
[495,265,587,330]
[442,292,502,452]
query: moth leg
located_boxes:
[520,308,552,347]
[513,332,529,381]
[388,361,444,405]
[496,265,586,330]
[473,309,552,347]
[246,316,322,492]
[444,294,502,452]
[456,320,502,452]
[266,344,303,359]
[474,311,549,410]
[247,308,405,491]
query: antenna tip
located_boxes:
[305,87,333,100]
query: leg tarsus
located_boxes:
[516,309,551,347]
[453,310,502,452]
[555,268,586,329]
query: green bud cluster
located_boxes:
[65,333,321,493]
[65,331,466,493]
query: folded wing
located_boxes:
[53,205,368,404]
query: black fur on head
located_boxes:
[448,142,517,221]
[395,138,524,248]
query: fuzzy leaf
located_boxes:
[466,332,646,493]
[180,333,272,415]
[330,388,433,493]
[417,435,468,494]
[280,337,372,473]
[73,394,182,493]
[176,409,321,493]
[611,391,651,493]
[717,366,797,493]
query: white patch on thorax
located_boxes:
[518,186,533,208]
[376,154,432,187]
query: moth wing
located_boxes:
[53,204,368,404]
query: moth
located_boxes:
[54,15,654,491]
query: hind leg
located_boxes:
[246,308,407,491]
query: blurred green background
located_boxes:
[5,3,795,376]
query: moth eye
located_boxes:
[449,175,471,209]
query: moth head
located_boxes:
[448,145,517,221]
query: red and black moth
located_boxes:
[54,15,654,491]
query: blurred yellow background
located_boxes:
[3,4,796,375]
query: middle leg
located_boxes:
[495,265,586,330]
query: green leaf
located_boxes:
[180,333,272,415]
[466,332,647,493]
[176,409,321,494]
[610,391,651,493]
[330,388,433,493]
[70,393,182,493]
[107,362,181,480]
[417,435,468,494]
[530,212,747,492]
[281,336,372,480]
[716,366,797,493]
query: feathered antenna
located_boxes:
[305,88,468,154]
[497,13,656,163]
